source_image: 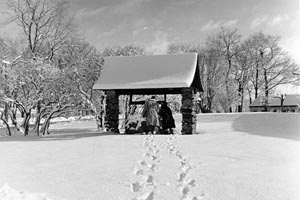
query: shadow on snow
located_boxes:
[232,113,300,141]
[0,129,126,142]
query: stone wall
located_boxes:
[181,88,196,134]
[104,90,119,133]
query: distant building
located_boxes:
[249,94,300,112]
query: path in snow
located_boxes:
[128,133,204,200]
[129,134,159,200]
[165,134,204,200]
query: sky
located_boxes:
[68,0,299,62]
[0,0,299,64]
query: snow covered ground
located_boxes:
[0,113,299,200]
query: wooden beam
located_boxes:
[115,88,184,95]
[129,100,165,105]
[129,100,145,105]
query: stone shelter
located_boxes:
[93,53,204,134]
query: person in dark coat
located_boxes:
[158,102,175,134]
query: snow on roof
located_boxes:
[250,94,300,107]
[93,53,203,91]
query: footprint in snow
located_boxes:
[180,165,192,173]
[192,193,206,199]
[178,172,187,182]
[134,168,144,176]
[175,151,183,158]
[181,186,190,195]
[140,160,148,166]
[130,182,144,192]
[150,155,159,161]
[149,164,157,172]
[134,191,154,200]
[180,159,189,167]
[143,142,150,147]
[187,179,197,187]
[143,152,151,158]
[145,175,155,185]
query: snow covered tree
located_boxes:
[55,37,104,130]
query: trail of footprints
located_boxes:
[129,134,205,200]
[130,134,160,200]
[166,135,205,200]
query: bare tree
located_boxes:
[210,27,241,112]
[6,0,75,60]
[232,41,252,112]
[198,45,224,112]
[247,32,300,111]
[58,37,104,130]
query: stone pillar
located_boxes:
[181,88,196,134]
[104,90,119,133]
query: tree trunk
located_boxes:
[21,110,25,118]
[247,88,252,105]
[237,82,244,112]
[99,95,106,131]
[264,69,269,112]
[95,113,102,130]
[240,87,244,112]
[40,104,72,135]
[33,101,41,135]
[77,85,104,131]
[225,79,230,112]
[254,64,259,98]
[22,111,32,136]
[41,118,51,135]
[23,115,31,136]
[225,58,232,113]
[41,109,56,135]
[9,107,21,132]
[4,103,9,122]
[280,95,284,112]
[206,88,213,113]
[0,118,11,136]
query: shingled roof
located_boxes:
[93,53,203,94]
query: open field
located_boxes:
[0,113,299,200]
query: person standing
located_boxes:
[142,96,160,134]
[158,102,175,134]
